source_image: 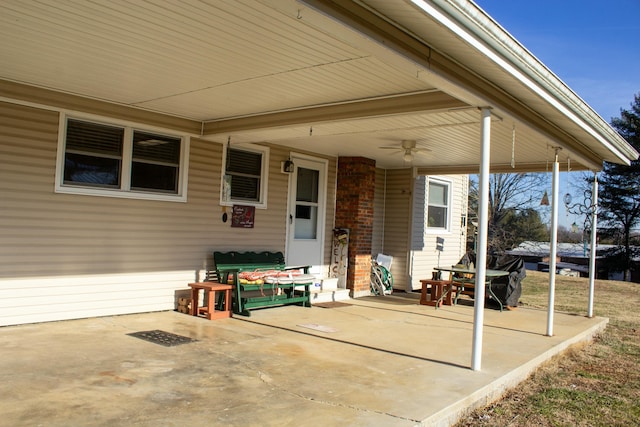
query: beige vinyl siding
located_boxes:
[409,174,468,290]
[371,167,386,255]
[380,168,413,290]
[0,101,336,326]
[1,80,201,134]
[323,155,338,274]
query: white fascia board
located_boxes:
[413,0,637,165]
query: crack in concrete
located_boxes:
[255,369,422,425]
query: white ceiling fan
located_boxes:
[379,140,431,162]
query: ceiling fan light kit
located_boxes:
[379,139,430,164]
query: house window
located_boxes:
[57,117,188,201]
[64,120,124,188]
[427,179,450,229]
[221,145,269,207]
[131,130,181,193]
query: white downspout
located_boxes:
[588,174,598,318]
[471,107,491,371]
[546,149,560,336]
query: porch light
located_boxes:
[282,159,294,173]
[403,150,413,162]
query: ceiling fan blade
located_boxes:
[378,140,431,157]
[400,140,417,149]
[412,150,431,157]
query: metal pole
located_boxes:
[471,108,491,371]
[588,174,598,318]
[546,150,560,336]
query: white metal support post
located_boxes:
[471,108,491,371]
[546,149,560,336]
[588,174,598,318]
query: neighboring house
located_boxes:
[0,1,636,327]
[507,241,640,282]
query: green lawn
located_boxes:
[455,270,640,427]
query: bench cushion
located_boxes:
[264,274,316,285]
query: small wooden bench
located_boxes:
[188,282,233,320]
[419,279,456,307]
[212,251,315,316]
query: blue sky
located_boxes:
[474,0,640,229]
[475,0,640,122]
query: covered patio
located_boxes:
[0,0,636,383]
[0,296,606,426]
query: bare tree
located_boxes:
[469,173,548,252]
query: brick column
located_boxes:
[335,157,375,297]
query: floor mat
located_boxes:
[127,329,197,347]
[314,301,352,308]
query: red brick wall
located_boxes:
[335,157,375,295]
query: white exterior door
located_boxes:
[286,154,327,275]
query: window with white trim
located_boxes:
[427,178,450,230]
[57,117,188,201]
[221,145,269,207]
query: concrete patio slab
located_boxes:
[0,294,607,427]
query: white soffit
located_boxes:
[362,0,637,165]
[0,0,636,171]
[0,0,431,120]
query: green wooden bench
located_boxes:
[212,251,315,316]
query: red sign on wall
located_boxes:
[231,205,255,228]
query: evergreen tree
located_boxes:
[598,93,640,281]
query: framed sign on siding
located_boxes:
[231,205,255,228]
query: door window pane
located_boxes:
[296,167,319,202]
[295,206,317,239]
[294,167,319,239]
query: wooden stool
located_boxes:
[188,282,233,320]
[419,279,454,307]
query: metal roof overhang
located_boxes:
[0,0,636,173]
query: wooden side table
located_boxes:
[188,282,233,320]
[419,279,455,307]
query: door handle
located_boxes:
[289,214,293,224]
